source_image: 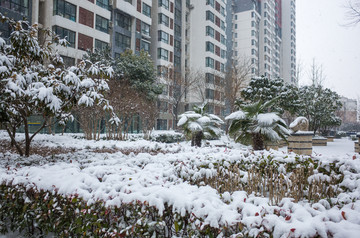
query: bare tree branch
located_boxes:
[344,0,360,26]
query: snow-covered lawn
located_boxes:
[1,131,360,237]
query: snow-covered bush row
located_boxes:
[1,134,360,237]
[174,150,351,205]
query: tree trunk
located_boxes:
[252,133,265,150]
[5,126,23,156]
[191,131,203,147]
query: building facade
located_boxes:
[0,0,297,131]
[0,0,33,39]
[185,0,227,116]
[231,0,296,84]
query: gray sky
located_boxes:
[297,0,360,99]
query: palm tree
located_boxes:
[177,104,223,147]
[225,100,289,150]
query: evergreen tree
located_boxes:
[241,76,300,115]
[297,85,342,135]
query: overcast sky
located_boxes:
[296,0,360,99]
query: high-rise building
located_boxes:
[32,0,111,66]
[112,0,152,57]
[185,0,227,116]
[231,0,296,84]
[0,0,297,130]
[281,0,296,84]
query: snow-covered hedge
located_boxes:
[1,133,360,237]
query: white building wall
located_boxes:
[187,0,227,115]
[281,0,297,84]
[35,0,111,62]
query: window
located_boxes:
[220,6,225,16]
[60,55,75,67]
[156,119,167,130]
[174,56,181,68]
[53,25,76,48]
[53,0,76,22]
[175,9,181,21]
[206,0,214,7]
[142,3,151,17]
[205,57,214,68]
[175,24,181,37]
[174,40,181,52]
[1,0,30,15]
[206,89,214,99]
[221,20,226,31]
[158,13,169,27]
[206,11,214,22]
[206,26,214,37]
[158,48,169,61]
[206,41,214,53]
[158,0,169,10]
[220,63,225,73]
[234,24,237,29]
[114,12,131,31]
[95,39,108,51]
[158,30,169,44]
[206,73,214,84]
[115,32,131,49]
[141,40,150,52]
[141,22,150,36]
[220,34,226,45]
[95,15,109,33]
[96,0,109,9]
[221,49,226,59]
[235,15,238,20]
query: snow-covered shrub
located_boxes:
[149,131,185,143]
[0,183,238,237]
[0,15,118,156]
[177,103,223,147]
[174,152,344,205]
[226,100,289,150]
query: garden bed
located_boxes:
[1,132,360,237]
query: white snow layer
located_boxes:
[1,131,360,237]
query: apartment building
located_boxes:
[31,0,111,66]
[186,0,227,116]
[0,0,297,131]
[281,0,296,84]
[231,0,261,78]
[0,0,32,39]
[231,0,296,84]
[112,0,152,57]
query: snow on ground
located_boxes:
[1,131,360,237]
[279,138,357,157]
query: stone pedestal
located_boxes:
[313,137,327,146]
[327,136,335,142]
[288,132,313,156]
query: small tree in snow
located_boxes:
[297,85,342,135]
[226,100,289,150]
[241,76,300,117]
[0,15,118,156]
[177,104,223,147]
